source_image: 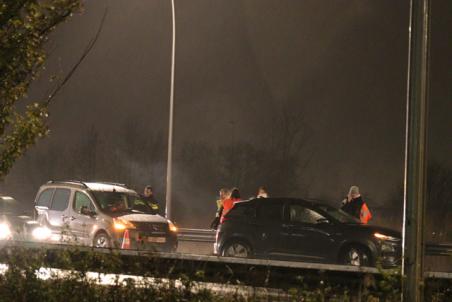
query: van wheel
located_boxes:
[342,245,371,266]
[93,232,111,248]
[221,240,252,258]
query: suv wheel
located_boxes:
[342,246,371,266]
[93,232,111,248]
[221,240,252,258]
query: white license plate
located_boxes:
[148,237,166,243]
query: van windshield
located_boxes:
[90,191,155,214]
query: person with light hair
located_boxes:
[256,186,269,198]
[341,186,372,224]
[210,188,230,230]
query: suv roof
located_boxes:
[236,197,330,208]
[43,181,135,193]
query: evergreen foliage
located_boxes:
[0,0,80,179]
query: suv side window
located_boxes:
[36,188,55,208]
[73,192,95,213]
[257,203,283,224]
[228,204,255,218]
[50,189,71,211]
[289,204,326,224]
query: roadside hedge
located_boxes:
[0,247,449,301]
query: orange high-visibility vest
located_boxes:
[360,203,372,224]
[220,198,240,223]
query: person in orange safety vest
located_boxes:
[341,185,372,224]
[220,188,241,223]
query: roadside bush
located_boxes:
[0,247,449,301]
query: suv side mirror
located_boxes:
[80,206,95,217]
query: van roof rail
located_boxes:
[46,180,88,188]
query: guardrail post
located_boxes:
[402,0,430,301]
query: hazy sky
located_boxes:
[4,0,451,211]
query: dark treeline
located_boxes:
[1,104,312,227]
[1,112,451,240]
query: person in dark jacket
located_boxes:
[141,185,159,214]
[341,186,372,224]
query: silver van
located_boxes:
[34,181,178,252]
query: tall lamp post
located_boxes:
[402,0,430,301]
[165,0,176,220]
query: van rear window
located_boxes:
[50,189,71,211]
[36,189,54,208]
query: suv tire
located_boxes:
[341,245,371,266]
[221,240,252,258]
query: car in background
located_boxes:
[215,198,401,267]
[0,195,35,241]
[34,181,178,252]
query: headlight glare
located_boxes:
[32,226,52,241]
[0,223,12,240]
[374,232,398,241]
[168,221,178,233]
[113,218,135,231]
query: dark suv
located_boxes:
[215,198,401,267]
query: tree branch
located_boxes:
[45,6,108,106]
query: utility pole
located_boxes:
[402,0,430,301]
[165,0,176,220]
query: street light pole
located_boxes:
[402,0,430,301]
[165,0,176,220]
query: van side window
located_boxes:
[50,189,71,211]
[36,189,54,208]
[74,192,94,213]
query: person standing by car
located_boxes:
[256,186,269,198]
[220,188,241,223]
[341,186,372,224]
[141,185,159,214]
[210,188,230,230]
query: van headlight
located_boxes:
[0,223,12,240]
[168,221,178,233]
[113,218,136,231]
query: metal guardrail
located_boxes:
[178,228,452,258]
[425,243,452,257]
[0,240,380,274]
[177,228,216,242]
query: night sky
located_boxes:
[2,0,451,227]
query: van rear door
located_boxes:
[47,188,72,236]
